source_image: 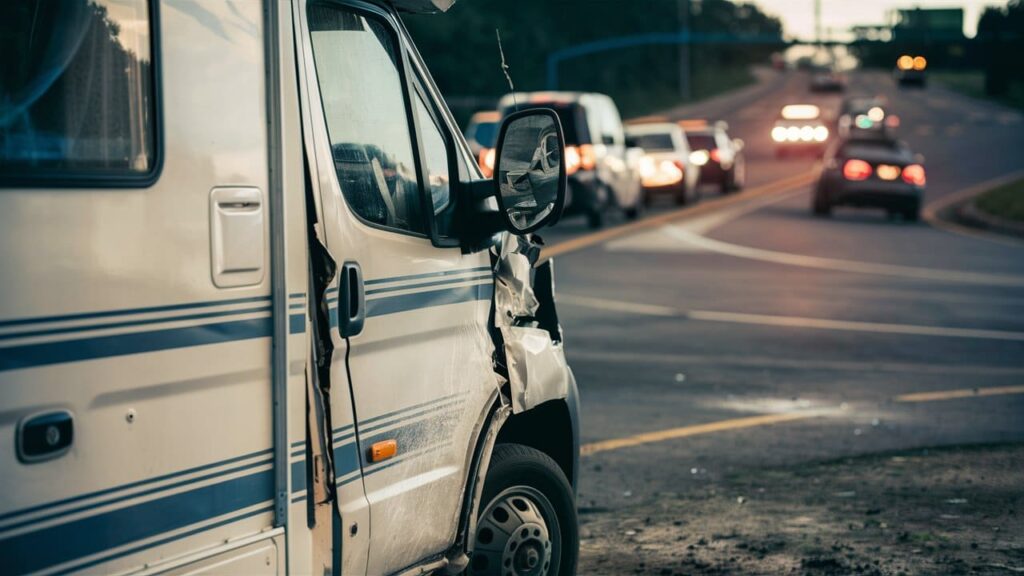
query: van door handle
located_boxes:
[338,262,365,337]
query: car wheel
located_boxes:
[585,206,604,229]
[624,197,642,220]
[674,186,688,206]
[470,444,578,576]
[903,207,920,222]
[812,190,832,217]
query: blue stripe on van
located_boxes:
[1,468,274,575]
[363,266,491,286]
[365,273,494,296]
[366,282,493,318]
[0,295,271,329]
[0,317,271,372]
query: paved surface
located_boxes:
[541,70,1024,572]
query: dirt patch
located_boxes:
[578,443,1024,575]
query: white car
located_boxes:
[625,122,700,205]
[0,2,580,575]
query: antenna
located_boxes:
[496,29,518,111]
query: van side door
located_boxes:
[295,2,498,573]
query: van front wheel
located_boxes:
[470,444,578,576]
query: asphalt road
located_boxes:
[541,70,1024,571]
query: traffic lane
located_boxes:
[574,382,1024,509]
[704,184,1024,276]
[555,243,1024,337]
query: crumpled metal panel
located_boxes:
[492,233,570,414]
[390,0,456,14]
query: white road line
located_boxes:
[559,293,1024,341]
[565,349,1024,376]
[661,225,1024,287]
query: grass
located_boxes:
[930,71,1024,112]
[975,177,1024,222]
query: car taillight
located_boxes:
[579,144,597,171]
[709,149,722,163]
[902,164,926,186]
[565,146,581,176]
[479,148,495,178]
[843,159,872,181]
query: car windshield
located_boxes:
[629,133,674,151]
[686,133,716,151]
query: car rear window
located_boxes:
[628,133,674,152]
[0,0,159,185]
[686,133,716,151]
[503,102,590,145]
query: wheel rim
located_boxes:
[472,486,561,576]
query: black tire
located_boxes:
[903,207,920,222]
[585,207,603,229]
[720,171,732,195]
[470,444,578,576]
[673,186,688,206]
[812,190,832,217]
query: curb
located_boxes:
[959,201,1024,240]
[922,171,1024,246]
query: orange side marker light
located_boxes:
[370,440,398,463]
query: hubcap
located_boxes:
[472,486,559,576]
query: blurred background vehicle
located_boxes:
[625,122,699,206]
[772,104,830,158]
[681,120,746,194]
[837,97,901,140]
[499,91,643,228]
[809,65,847,92]
[895,54,929,88]
[464,110,500,176]
[814,136,926,220]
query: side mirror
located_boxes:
[493,109,567,234]
[732,138,745,151]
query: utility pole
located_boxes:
[678,0,691,101]
[814,0,822,45]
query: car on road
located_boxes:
[625,122,700,205]
[809,65,846,92]
[772,104,830,157]
[837,97,900,140]
[682,120,747,194]
[464,109,500,174]
[0,2,581,576]
[498,91,644,228]
[813,136,926,220]
[895,54,928,87]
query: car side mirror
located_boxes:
[492,109,567,234]
[733,138,745,151]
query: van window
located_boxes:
[308,5,426,234]
[413,94,450,215]
[0,0,157,183]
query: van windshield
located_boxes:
[0,0,157,181]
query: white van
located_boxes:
[0,2,580,575]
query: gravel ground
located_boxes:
[578,443,1024,575]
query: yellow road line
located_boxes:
[541,171,816,260]
[580,412,815,456]
[580,385,1024,457]
[895,385,1024,403]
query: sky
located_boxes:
[749,0,1010,40]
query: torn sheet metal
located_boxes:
[492,233,569,414]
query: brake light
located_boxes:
[843,159,872,181]
[902,164,926,186]
[564,144,596,176]
[709,149,722,163]
[479,148,495,178]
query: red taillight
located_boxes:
[479,148,495,178]
[843,159,872,181]
[709,149,722,163]
[902,164,926,186]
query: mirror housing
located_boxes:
[492,109,567,235]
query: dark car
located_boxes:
[813,137,926,221]
[682,120,746,193]
[837,97,899,140]
[810,66,846,93]
[895,55,927,88]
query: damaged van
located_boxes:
[0,1,580,575]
